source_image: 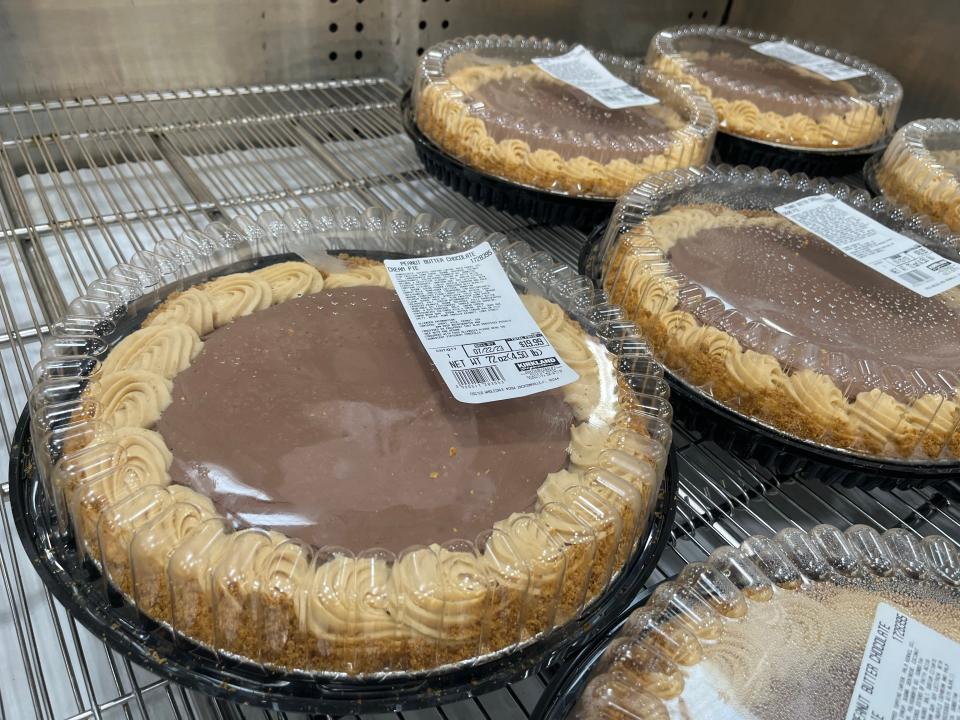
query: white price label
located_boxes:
[845,602,960,720]
[776,194,960,297]
[384,243,579,404]
[751,40,867,81]
[532,45,659,109]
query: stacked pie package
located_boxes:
[874,118,960,233]
[29,206,672,675]
[413,35,717,199]
[647,25,902,171]
[598,165,960,465]
[561,524,960,719]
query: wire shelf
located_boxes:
[0,77,957,720]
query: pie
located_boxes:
[415,38,716,197]
[56,256,664,673]
[605,202,960,459]
[573,528,960,720]
[648,26,901,149]
[876,119,960,233]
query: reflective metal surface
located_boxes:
[1,0,955,118]
[0,2,730,103]
[0,79,957,720]
[727,0,960,122]
[0,0,394,100]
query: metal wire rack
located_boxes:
[0,78,956,720]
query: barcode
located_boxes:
[900,269,931,284]
[453,366,505,386]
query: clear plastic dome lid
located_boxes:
[413,35,717,198]
[570,524,960,719]
[876,118,960,233]
[29,205,672,676]
[599,165,960,463]
[647,25,902,150]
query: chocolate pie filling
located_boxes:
[466,71,681,153]
[156,286,575,551]
[667,222,960,374]
[680,48,863,118]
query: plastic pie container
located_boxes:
[412,35,716,201]
[596,164,960,483]
[16,205,678,712]
[648,25,902,174]
[534,523,960,720]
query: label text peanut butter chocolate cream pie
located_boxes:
[63,253,664,674]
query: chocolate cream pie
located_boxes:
[648,26,901,149]
[64,256,663,673]
[414,37,716,197]
[876,119,960,233]
[572,527,960,720]
[605,203,960,460]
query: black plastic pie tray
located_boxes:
[400,91,615,232]
[714,130,886,177]
[579,227,960,491]
[530,599,643,720]
[10,252,679,715]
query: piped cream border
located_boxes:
[877,122,960,233]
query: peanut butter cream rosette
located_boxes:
[647,25,901,150]
[565,525,960,720]
[876,118,960,233]
[601,166,960,464]
[413,35,716,198]
[32,207,671,677]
